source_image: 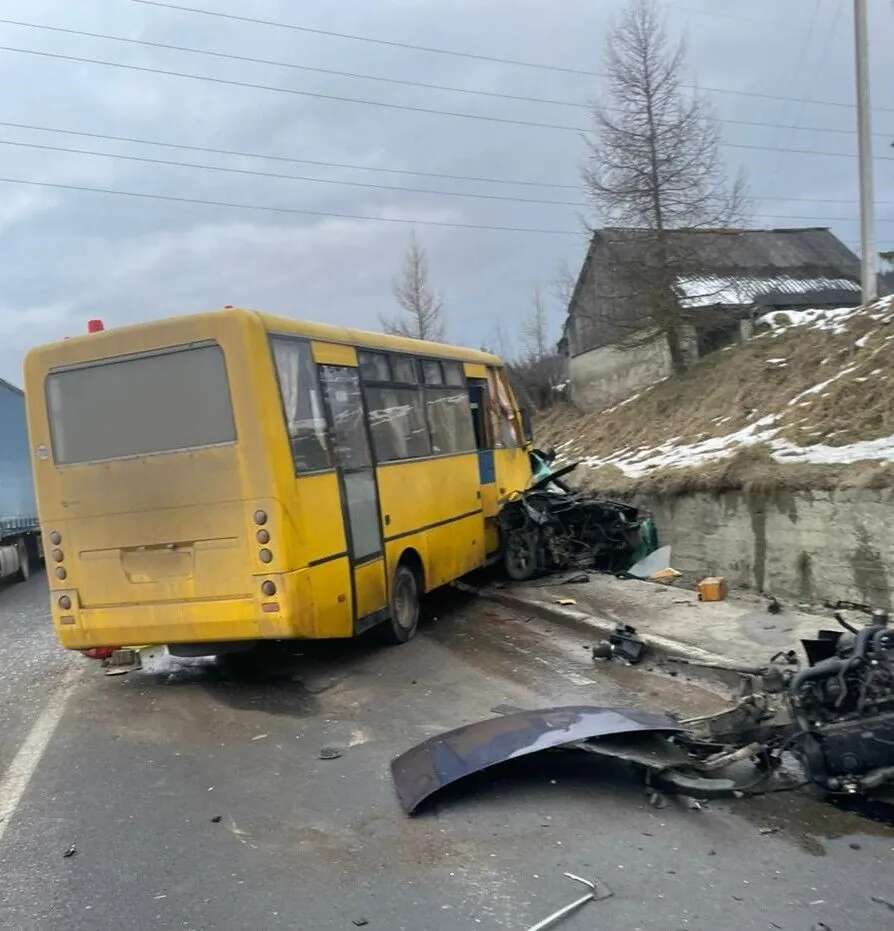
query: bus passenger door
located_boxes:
[468,378,495,486]
[468,378,500,556]
[318,365,388,629]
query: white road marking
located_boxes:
[0,663,83,845]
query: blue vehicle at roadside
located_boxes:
[0,377,40,582]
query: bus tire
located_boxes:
[15,539,31,582]
[381,563,420,645]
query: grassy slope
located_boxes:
[536,299,894,495]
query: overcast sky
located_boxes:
[0,0,892,385]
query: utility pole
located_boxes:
[853,0,877,304]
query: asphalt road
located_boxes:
[1,571,892,931]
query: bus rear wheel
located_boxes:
[381,563,420,645]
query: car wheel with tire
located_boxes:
[503,530,538,581]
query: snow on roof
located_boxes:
[676,275,861,308]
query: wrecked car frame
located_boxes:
[392,611,894,812]
[499,461,646,581]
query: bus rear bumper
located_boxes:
[54,566,353,649]
[57,597,274,650]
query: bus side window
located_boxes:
[486,368,521,449]
[270,338,331,472]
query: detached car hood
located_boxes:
[391,705,682,814]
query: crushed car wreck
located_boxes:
[498,457,650,581]
[391,609,894,812]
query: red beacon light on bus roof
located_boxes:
[87,319,105,333]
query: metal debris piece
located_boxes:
[319,747,343,760]
[351,919,369,927]
[627,545,672,580]
[592,624,646,665]
[63,843,77,858]
[210,815,222,824]
[525,873,612,931]
[390,706,682,814]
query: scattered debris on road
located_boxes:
[697,577,727,602]
[392,607,894,811]
[525,872,612,931]
[626,544,673,580]
[62,843,77,858]
[591,623,647,665]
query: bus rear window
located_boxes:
[46,343,236,464]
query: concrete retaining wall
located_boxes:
[569,338,673,410]
[643,487,894,609]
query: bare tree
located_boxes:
[522,285,549,363]
[551,259,578,311]
[582,0,747,372]
[381,231,445,341]
[509,285,566,410]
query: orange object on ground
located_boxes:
[697,577,727,601]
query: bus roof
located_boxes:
[254,309,504,366]
[26,307,506,370]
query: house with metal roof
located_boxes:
[562,227,862,410]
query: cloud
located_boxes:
[0,0,890,389]
[0,189,57,235]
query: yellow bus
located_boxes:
[24,308,532,654]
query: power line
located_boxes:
[0,137,585,207]
[131,0,608,78]
[0,45,585,132]
[8,119,894,206]
[0,171,886,238]
[752,213,894,224]
[753,193,894,206]
[0,175,583,234]
[0,18,590,111]
[131,0,894,114]
[3,136,890,226]
[0,119,581,190]
[6,44,894,162]
[3,18,892,140]
[12,120,894,207]
[725,141,892,162]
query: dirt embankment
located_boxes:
[537,298,894,496]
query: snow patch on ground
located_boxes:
[582,412,894,477]
[581,416,780,476]
[787,365,859,406]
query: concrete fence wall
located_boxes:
[642,487,894,609]
[568,325,699,411]
[569,339,673,411]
